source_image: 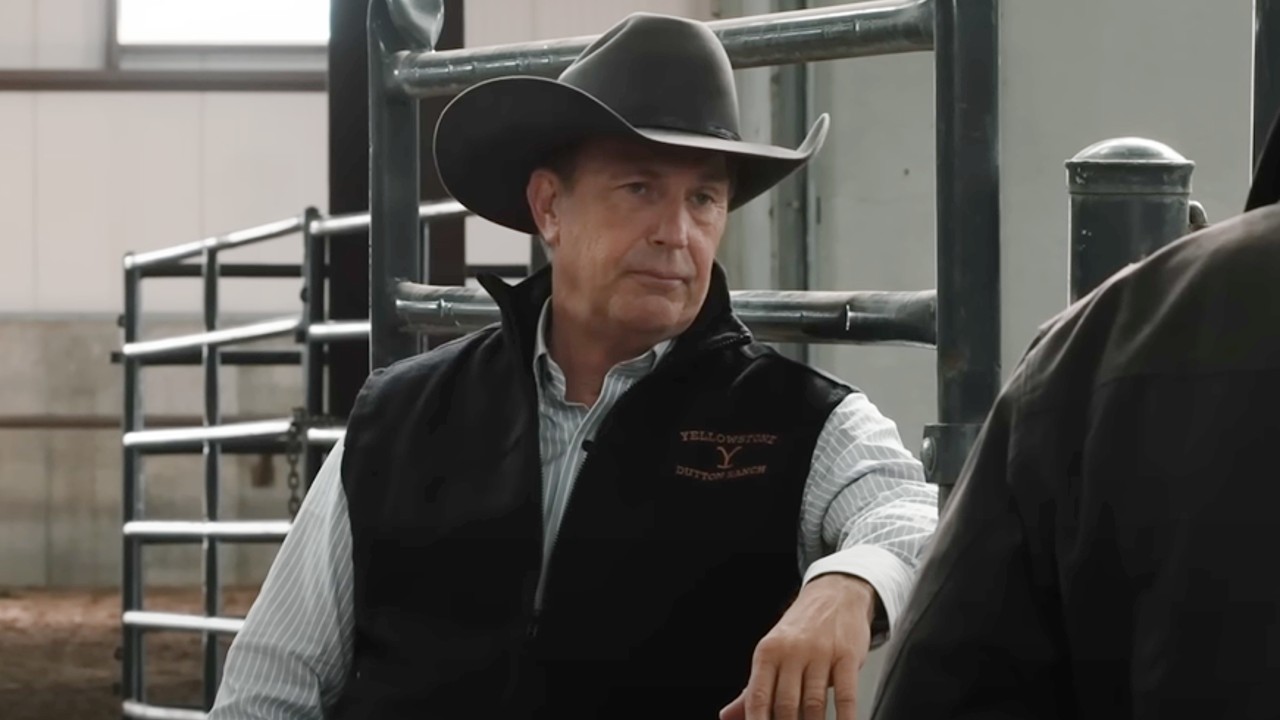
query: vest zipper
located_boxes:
[531,332,751,626]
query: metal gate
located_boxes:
[114,0,1005,717]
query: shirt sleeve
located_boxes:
[208,439,355,719]
[797,391,939,645]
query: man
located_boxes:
[870,114,1280,718]
[211,13,937,720]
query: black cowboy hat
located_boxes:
[432,12,830,235]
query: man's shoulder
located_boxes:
[733,340,860,404]
[1016,204,1280,407]
[351,325,506,411]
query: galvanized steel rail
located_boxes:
[116,1,1008,718]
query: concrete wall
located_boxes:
[0,0,323,588]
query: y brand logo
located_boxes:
[715,445,744,469]
[676,430,780,481]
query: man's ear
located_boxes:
[527,169,561,250]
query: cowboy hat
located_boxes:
[432,11,830,235]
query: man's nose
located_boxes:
[649,194,692,248]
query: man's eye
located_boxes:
[693,192,715,206]
[625,182,649,195]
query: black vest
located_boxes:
[332,266,853,720]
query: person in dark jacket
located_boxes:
[869,116,1280,718]
[210,12,938,720]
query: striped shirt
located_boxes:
[209,302,938,719]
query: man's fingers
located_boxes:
[719,692,746,720]
[770,653,807,720]
[831,654,860,720]
[800,661,830,720]
[744,641,781,720]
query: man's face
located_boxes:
[527,136,732,341]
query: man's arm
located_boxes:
[721,392,938,720]
[209,440,355,719]
[798,391,938,645]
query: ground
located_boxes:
[0,586,258,719]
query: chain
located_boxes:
[286,407,305,518]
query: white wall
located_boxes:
[0,0,327,317]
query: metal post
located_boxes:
[1256,0,1280,166]
[201,246,222,709]
[368,0,438,370]
[120,264,145,705]
[773,0,811,365]
[301,207,325,483]
[925,0,1001,512]
[1066,138,1195,302]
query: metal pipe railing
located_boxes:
[306,320,372,342]
[389,0,935,98]
[124,216,305,270]
[122,701,208,720]
[123,611,245,635]
[124,520,292,542]
[122,317,300,360]
[394,282,937,347]
[308,199,469,236]
[123,419,294,449]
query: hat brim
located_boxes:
[433,75,830,235]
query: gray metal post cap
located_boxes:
[386,0,445,50]
[1066,137,1194,195]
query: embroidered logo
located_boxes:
[675,430,779,481]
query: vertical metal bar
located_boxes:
[925,0,1000,512]
[105,0,122,70]
[368,0,424,370]
[201,247,222,709]
[121,263,145,705]
[1065,138,1194,302]
[1256,0,1280,166]
[302,208,326,483]
[327,0,373,417]
[772,0,811,364]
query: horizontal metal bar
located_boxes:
[306,320,371,342]
[0,413,283,430]
[109,349,302,366]
[307,427,346,446]
[309,199,469,236]
[396,283,938,346]
[391,0,934,98]
[122,610,244,635]
[124,216,304,269]
[123,520,291,542]
[122,701,207,720]
[0,70,324,93]
[123,419,292,449]
[122,317,300,359]
[140,263,302,279]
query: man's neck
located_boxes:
[547,302,663,406]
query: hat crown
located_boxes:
[558,13,742,141]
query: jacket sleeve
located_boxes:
[208,440,355,720]
[798,391,939,646]
[868,387,1072,720]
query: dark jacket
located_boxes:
[329,264,853,720]
[871,127,1280,719]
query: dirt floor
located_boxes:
[0,586,259,719]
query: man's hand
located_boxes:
[720,574,876,720]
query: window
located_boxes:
[115,0,330,48]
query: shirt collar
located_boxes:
[531,299,673,383]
